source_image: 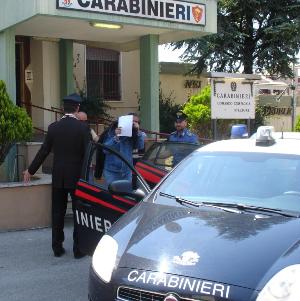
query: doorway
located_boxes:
[15,36,31,116]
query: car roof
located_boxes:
[250,132,300,140]
[197,138,300,156]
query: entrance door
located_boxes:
[74,142,150,256]
[15,36,31,115]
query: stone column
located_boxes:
[139,35,160,133]
[59,39,74,99]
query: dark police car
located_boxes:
[74,126,300,301]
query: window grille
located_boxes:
[86,47,120,100]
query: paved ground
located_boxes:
[0,218,91,301]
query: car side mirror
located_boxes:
[108,180,146,201]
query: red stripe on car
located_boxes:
[135,167,162,184]
[136,162,166,176]
[75,189,126,213]
[113,195,137,206]
[77,181,102,193]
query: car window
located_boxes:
[155,144,174,170]
[85,143,149,194]
[143,142,199,170]
[143,143,160,165]
[156,151,300,213]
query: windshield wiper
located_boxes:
[159,193,299,217]
[159,192,200,207]
[201,202,300,218]
[158,192,241,213]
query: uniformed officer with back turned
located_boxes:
[23,93,90,259]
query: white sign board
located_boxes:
[57,0,206,26]
[211,79,255,119]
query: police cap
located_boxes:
[175,111,187,122]
[62,93,82,104]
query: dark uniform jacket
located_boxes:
[28,116,90,189]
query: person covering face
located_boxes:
[102,113,145,186]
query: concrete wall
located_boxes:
[264,115,292,132]
[42,41,61,127]
[257,94,300,131]
[73,42,86,93]
[108,49,140,118]
[30,39,60,131]
[264,104,300,131]
[30,39,44,129]
[28,42,208,127]
[0,176,52,231]
[160,74,207,105]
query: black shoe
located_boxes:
[53,247,65,257]
[73,250,86,259]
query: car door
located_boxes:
[135,141,200,188]
[74,142,150,256]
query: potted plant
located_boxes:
[0,80,33,170]
[0,80,53,231]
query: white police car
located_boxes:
[74,126,300,301]
[250,127,300,140]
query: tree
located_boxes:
[172,0,300,78]
[136,85,182,133]
[74,75,111,123]
[79,94,111,122]
[182,85,212,138]
[159,87,181,133]
[0,80,33,166]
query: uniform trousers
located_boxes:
[52,187,79,253]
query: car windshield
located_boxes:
[156,151,300,214]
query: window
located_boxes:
[86,47,120,100]
[258,89,271,95]
[273,89,285,95]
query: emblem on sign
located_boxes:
[62,0,73,7]
[164,294,179,301]
[173,251,200,266]
[231,81,237,91]
[192,6,203,23]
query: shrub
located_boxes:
[159,88,181,133]
[0,80,33,165]
[295,115,300,132]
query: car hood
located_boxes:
[110,202,300,290]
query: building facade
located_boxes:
[0,0,217,180]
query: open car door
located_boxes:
[74,142,150,256]
[135,141,200,188]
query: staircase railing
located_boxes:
[20,102,213,144]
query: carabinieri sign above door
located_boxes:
[57,0,206,26]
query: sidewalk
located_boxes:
[0,218,91,301]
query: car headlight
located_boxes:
[257,265,300,301]
[92,235,118,283]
